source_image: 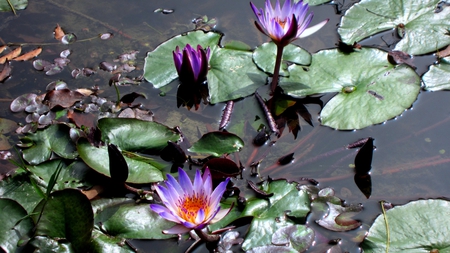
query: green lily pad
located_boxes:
[207,45,266,103]
[77,139,165,184]
[32,189,93,253]
[29,236,74,253]
[0,198,34,253]
[280,48,420,130]
[98,118,180,153]
[0,0,27,12]
[21,124,78,165]
[143,30,222,88]
[338,0,450,55]
[253,42,312,77]
[423,56,450,91]
[91,229,134,253]
[94,201,175,240]
[29,160,91,190]
[241,180,311,251]
[0,171,44,213]
[301,0,330,5]
[362,199,450,252]
[188,131,244,157]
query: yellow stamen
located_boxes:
[178,194,210,223]
[275,17,287,28]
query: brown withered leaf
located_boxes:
[54,24,65,41]
[12,47,42,61]
[0,61,12,83]
[67,109,97,129]
[387,51,415,69]
[0,47,22,64]
[43,89,85,109]
[437,45,450,58]
[75,88,95,96]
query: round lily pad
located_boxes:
[338,0,450,55]
[280,48,420,130]
[253,42,311,77]
[362,199,450,252]
[207,45,266,103]
[423,56,450,91]
[188,131,244,157]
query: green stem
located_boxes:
[270,45,284,94]
[194,228,220,242]
[6,0,17,15]
[381,201,390,253]
[113,82,121,106]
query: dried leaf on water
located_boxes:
[43,89,85,109]
[0,47,22,64]
[12,47,42,61]
[54,24,65,40]
[0,61,12,82]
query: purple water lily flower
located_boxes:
[250,0,328,47]
[150,167,230,235]
[173,44,210,84]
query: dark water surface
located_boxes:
[1,0,449,252]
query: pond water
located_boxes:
[1,0,450,252]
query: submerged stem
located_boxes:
[270,45,284,94]
[194,228,220,242]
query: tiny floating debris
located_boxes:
[154,8,174,14]
[99,33,113,40]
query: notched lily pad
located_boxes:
[188,131,244,157]
[362,199,450,252]
[253,42,312,77]
[423,56,450,91]
[241,180,311,250]
[338,0,450,55]
[280,48,420,130]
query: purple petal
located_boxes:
[163,224,191,234]
[202,168,213,196]
[281,0,292,18]
[166,173,184,197]
[195,208,206,224]
[178,168,193,195]
[155,185,179,212]
[193,169,203,194]
[209,178,229,209]
[150,204,182,223]
[210,207,230,224]
[299,18,328,38]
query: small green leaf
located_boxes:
[32,189,93,253]
[21,124,78,165]
[188,131,244,157]
[0,198,34,253]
